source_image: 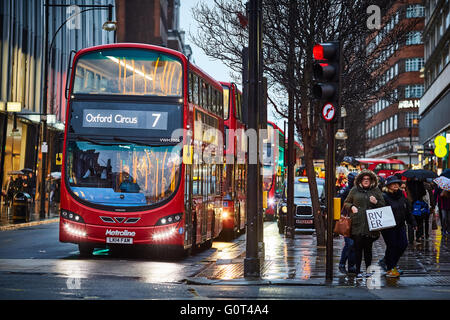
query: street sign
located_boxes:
[322,103,336,122]
[41,142,48,153]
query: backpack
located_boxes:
[412,200,429,216]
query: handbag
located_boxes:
[334,215,352,237]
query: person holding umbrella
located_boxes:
[434,175,450,235]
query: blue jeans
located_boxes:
[339,237,355,268]
[381,224,408,270]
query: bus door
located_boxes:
[192,162,202,245]
[240,164,247,231]
[201,163,210,242]
[210,164,222,238]
[184,163,193,247]
[235,163,244,231]
[215,164,224,237]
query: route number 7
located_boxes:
[151,113,161,127]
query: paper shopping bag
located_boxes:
[366,206,396,231]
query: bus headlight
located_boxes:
[268,198,275,206]
[281,206,287,214]
[156,213,182,226]
[61,210,85,223]
[153,227,177,241]
[64,223,87,237]
[222,210,230,219]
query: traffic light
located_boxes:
[312,41,340,104]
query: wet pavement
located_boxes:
[188,221,450,289]
[2,205,450,292]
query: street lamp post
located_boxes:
[39,1,116,217]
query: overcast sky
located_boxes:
[179,1,282,128]
[179,1,234,83]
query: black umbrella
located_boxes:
[401,169,437,181]
[441,169,450,179]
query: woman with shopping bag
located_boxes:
[380,176,417,278]
[343,170,385,279]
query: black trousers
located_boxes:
[381,225,408,270]
[353,234,377,274]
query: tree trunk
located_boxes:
[298,97,326,246]
[302,127,326,246]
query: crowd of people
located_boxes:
[337,168,450,280]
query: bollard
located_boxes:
[333,197,341,220]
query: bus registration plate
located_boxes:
[106,237,133,244]
[296,219,313,224]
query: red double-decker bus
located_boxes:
[60,43,224,258]
[220,82,246,240]
[263,121,285,221]
[342,158,407,178]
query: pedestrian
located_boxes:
[336,172,347,193]
[338,172,357,274]
[343,169,385,279]
[424,181,436,240]
[406,180,431,242]
[437,189,450,235]
[379,176,417,278]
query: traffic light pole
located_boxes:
[325,120,336,281]
[311,40,341,281]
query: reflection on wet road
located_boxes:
[1,221,450,290]
[195,222,450,288]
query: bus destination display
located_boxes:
[82,109,168,130]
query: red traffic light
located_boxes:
[312,41,340,104]
[313,44,324,60]
[313,42,339,61]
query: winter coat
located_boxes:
[382,189,416,228]
[343,170,386,238]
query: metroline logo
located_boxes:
[105,229,136,237]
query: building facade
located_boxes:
[419,0,450,173]
[115,0,191,56]
[0,0,115,209]
[365,1,425,167]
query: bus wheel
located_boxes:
[202,238,213,250]
[167,246,191,260]
[78,243,94,257]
